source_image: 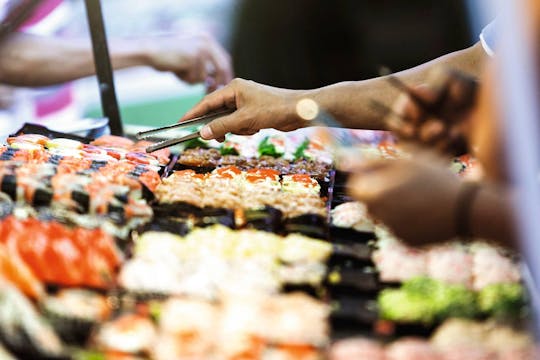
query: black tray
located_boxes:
[11,123,94,143]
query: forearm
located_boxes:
[301,42,487,130]
[0,33,148,86]
[470,184,518,250]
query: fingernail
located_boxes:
[200,125,213,139]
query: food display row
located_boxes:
[0,127,535,359]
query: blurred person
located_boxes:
[345,74,515,250]
[0,0,232,137]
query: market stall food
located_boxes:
[0,127,534,359]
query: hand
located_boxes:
[347,156,462,246]
[143,32,233,92]
[385,68,478,156]
[180,78,307,141]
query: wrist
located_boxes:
[454,181,482,240]
[469,184,517,248]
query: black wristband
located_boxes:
[455,182,481,240]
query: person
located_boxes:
[0,0,232,138]
[181,40,486,142]
[346,65,517,250]
[0,31,232,90]
[181,19,519,250]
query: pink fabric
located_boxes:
[34,83,72,118]
[18,0,63,30]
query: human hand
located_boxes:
[180,78,306,141]
[346,156,462,247]
[143,32,233,92]
[385,68,478,156]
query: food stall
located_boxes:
[0,1,536,360]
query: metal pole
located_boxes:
[84,0,123,136]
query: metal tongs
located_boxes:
[136,108,235,153]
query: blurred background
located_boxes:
[10,0,496,132]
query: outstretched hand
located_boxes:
[180,78,307,141]
[144,32,233,93]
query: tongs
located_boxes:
[136,108,235,153]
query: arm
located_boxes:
[183,42,487,140]
[0,32,232,89]
[304,42,487,130]
[346,157,517,250]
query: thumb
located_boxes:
[200,114,236,140]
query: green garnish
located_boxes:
[478,283,526,319]
[294,139,310,160]
[378,277,478,325]
[183,137,209,150]
[220,144,239,155]
[258,136,282,158]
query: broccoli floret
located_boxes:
[478,283,526,319]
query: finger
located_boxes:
[200,112,242,140]
[387,92,424,128]
[206,39,233,87]
[346,167,395,202]
[418,119,446,143]
[180,84,237,122]
[205,76,218,93]
[339,156,390,174]
[184,59,207,84]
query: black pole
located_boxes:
[84,0,123,136]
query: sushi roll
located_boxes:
[90,135,134,148]
[42,289,111,345]
[329,338,386,360]
[331,202,375,233]
[281,174,321,195]
[471,243,521,290]
[244,168,281,191]
[45,138,83,150]
[385,338,441,360]
[243,206,283,232]
[194,207,236,229]
[125,152,160,167]
[0,173,16,200]
[95,313,157,355]
[152,298,218,360]
[284,214,328,240]
[0,283,65,359]
[7,134,49,146]
[259,293,329,347]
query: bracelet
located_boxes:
[455,181,481,240]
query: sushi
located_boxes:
[331,202,375,233]
[95,313,157,355]
[42,289,111,344]
[0,216,122,289]
[0,282,65,359]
